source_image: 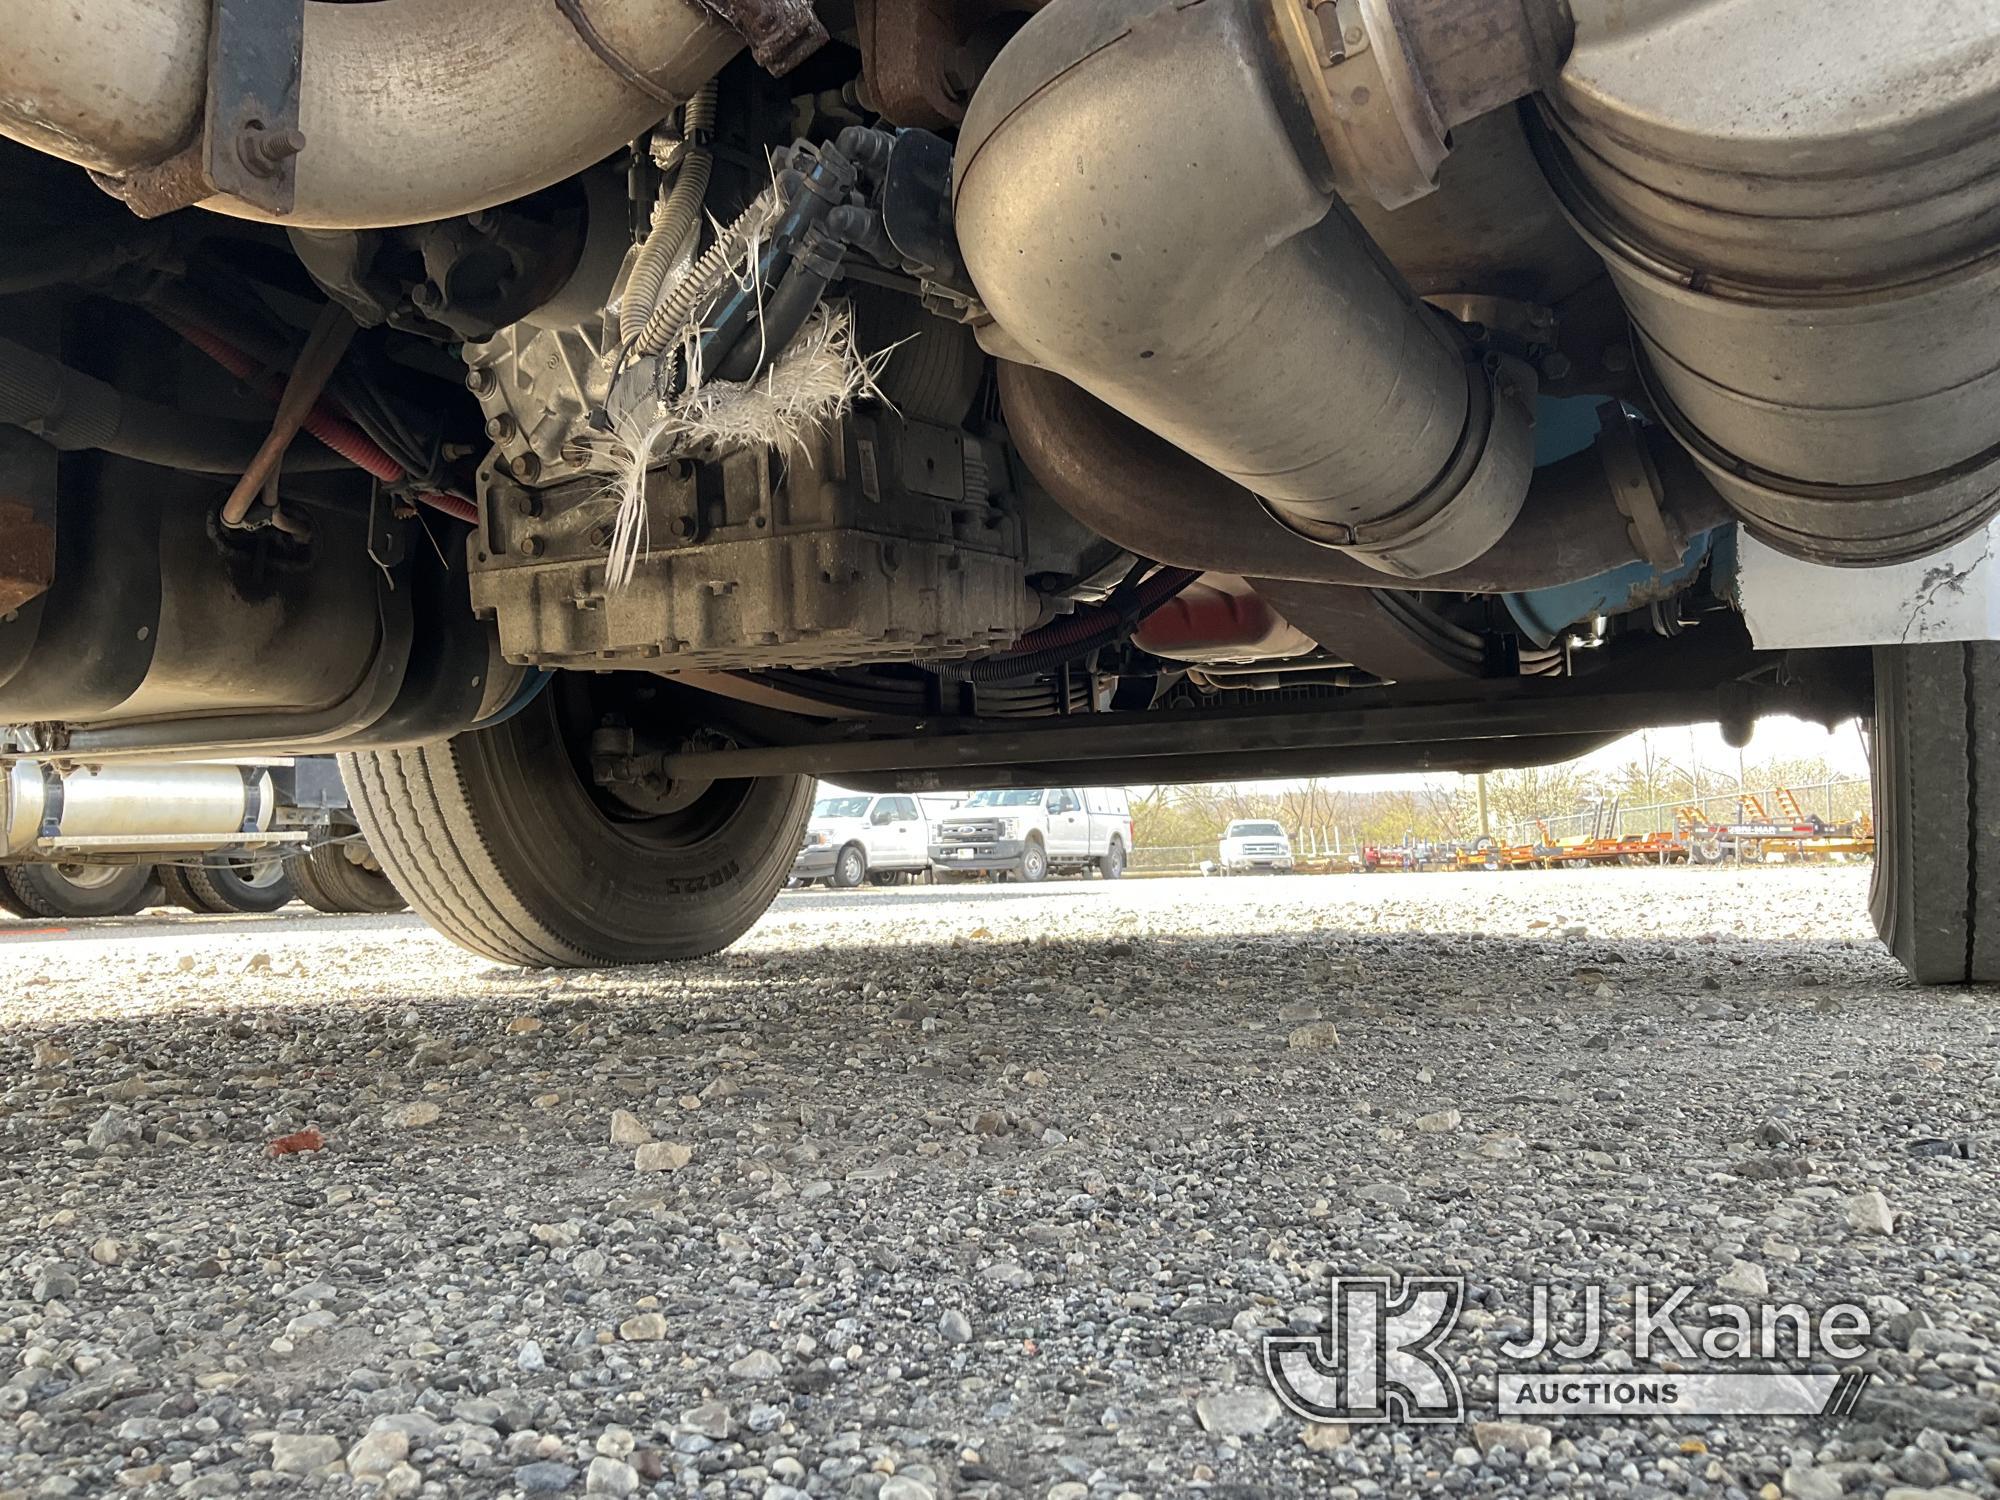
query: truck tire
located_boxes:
[339,683,813,967]
[832,844,868,888]
[1098,839,1126,879]
[1,862,159,918]
[180,855,294,914]
[288,842,407,914]
[0,872,33,917]
[1018,837,1048,883]
[156,864,220,913]
[1870,642,2000,983]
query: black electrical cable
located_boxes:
[0,334,352,474]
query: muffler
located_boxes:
[952,0,1541,579]
[1538,0,2000,566]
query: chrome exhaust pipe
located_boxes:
[952,0,1542,579]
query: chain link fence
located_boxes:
[1129,843,1215,873]
[1130,836,1354,874]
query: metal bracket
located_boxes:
[37,831,308,853]
[36,764,64,841]
[1597,402,1685,570]
[880,128,976,299]
[1280,0,1448,208]
[94,0,305,219]
[366,483,410,575]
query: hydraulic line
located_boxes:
[157,311,478,524]
[220,303,355,526]
[936,567,1201,682]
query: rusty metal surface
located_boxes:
[855,0,1048,127]
[701,0,828,75]
[94,0,304,219]
[855,0,966,127]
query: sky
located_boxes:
[1323,713,1870,794]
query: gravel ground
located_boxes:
[1,866,1996,1500]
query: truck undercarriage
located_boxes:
[1,0,1995,975]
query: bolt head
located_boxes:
[519,534,546,558]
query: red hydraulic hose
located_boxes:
[939,566,1202,682]
[1013,565,1201,655]
[158,312,478,524]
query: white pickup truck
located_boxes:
[791,792,933,887]
[929,787,1133,882]
[1218,819,1295,875]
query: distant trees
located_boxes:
[1124,731,1868,854]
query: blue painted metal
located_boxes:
[1533,394,1603,466]
[1503,531,1715,647]
[467,669,551,732]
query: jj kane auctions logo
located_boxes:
[1263,1275,1874,1424]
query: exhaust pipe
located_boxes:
[952,0,1541,579]
[997,363,1731,594]
[1,0,739,229]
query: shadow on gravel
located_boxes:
[399,931,1908,1013]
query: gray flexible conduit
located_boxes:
[626,187,778,363]
[611,80,718,348]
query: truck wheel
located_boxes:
[157,865,220,913]
[339,680,813,967]
[288,842,408,914]
[1870,642,2000,983]
[1019,838,1048,883]
[1098,839,1126,879]
[832,844,868,888]
[181,855,294,914]
[0,872,33,917]
[2,862,159,918]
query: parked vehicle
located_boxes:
[792,791,931,887]
[0,756,403,918]
[4,0,1997,979]
[1218,820,1294,874]
[930,787,1132,882]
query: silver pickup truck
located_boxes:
[930,787,1133,882]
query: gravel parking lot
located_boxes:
[1,867,1996,1500]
